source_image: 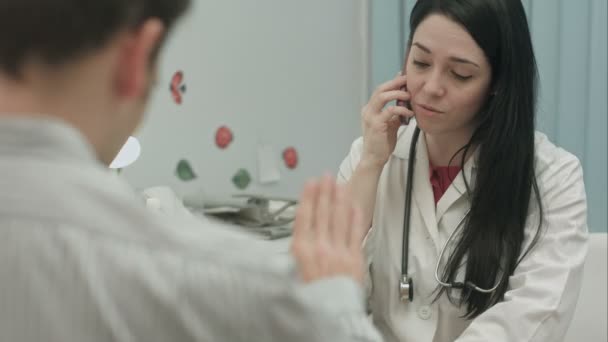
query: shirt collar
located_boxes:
[0,114,100,165]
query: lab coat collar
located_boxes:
[391,120,478,247]
[411,132,441,247]
[435,153,477,223]
[0,114,99,165]
[391,122,417,159]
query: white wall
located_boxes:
[122,0,369,199]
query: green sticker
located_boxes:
[232,169,251,190]
[176,159,197,181]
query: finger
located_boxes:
[348,205,368,252]
[369,90,411,113]
[372,74,408,96]
[330,184,351,246]
[385,104,414,118]
[291,181,321,282]
[292,180,319,249]
[373,105,414,128]
[294,241,317,283]
[314,174,335,242]
[395,85,410,107]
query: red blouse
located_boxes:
[429,163,461,204]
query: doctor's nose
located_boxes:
[421,73,446,98]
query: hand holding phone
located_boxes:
[359,63,413,167]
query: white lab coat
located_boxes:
[338,122,588,342]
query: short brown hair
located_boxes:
[0,0,191,78]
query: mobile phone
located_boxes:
[396,86,411,125]
[396,57,412,125]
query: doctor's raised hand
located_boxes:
[360,73,414,168]
[291,176,367,285]
[347,74,415,233]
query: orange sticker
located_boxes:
[170,71,186,105]
[215,126,233,149]
[283,147,298,169]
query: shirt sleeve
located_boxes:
[78,219,383,342]
[456,153,588,342]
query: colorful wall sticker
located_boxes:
[170,71,186,105]
[109,136,141,170]
[215,125,234,149]
[257,143,281,184]
[232,168,252,190]
[282,147,299,169]
[176,159,197,181]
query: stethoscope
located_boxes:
[399,126,501,302]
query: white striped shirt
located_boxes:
[0,116,383,342]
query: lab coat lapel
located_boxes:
[436,151,477,223]
[412,134,440,246]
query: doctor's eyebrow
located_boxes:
[412,42,480,68]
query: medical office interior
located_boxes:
[109,1,607,341]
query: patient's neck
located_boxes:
[0,72,113,165]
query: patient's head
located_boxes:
[0,0,190,165]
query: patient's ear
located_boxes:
[114,19,165,100]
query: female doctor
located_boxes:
[338,0,588,341]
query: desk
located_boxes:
[141,186,294,267]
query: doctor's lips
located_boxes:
[417,103,444,114]
[170,71,186,105]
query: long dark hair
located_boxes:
[408,0,544,318]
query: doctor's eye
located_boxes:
[412,60,430,69]
[451,71,472,81]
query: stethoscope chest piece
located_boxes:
[399,275,414,302]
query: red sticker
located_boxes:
[170,71,186,105]
[215,126,233,149]
[283,147,298,169]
